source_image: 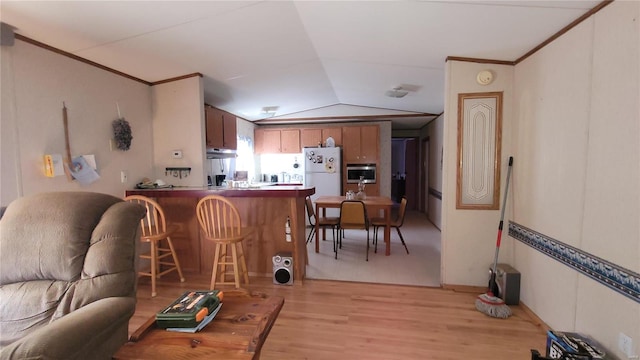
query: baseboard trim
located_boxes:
[520,300,552,333]
[442,284,486,293]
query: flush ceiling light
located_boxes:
[261,106,279,117]
[385,86,409,98]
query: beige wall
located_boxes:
[377,121,392,198]
[1,39,153,205]
[441,61,515,286]
[425,114,443,229]
[443,2,638,357]
[511,1,639,357]
[151,77,206,187]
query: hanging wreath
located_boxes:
[112,118,133,151]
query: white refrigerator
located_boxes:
[304,147,342,218]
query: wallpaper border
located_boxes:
[508,221,639,303]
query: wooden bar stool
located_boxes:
[196,195,253,289]
[124,195,185,297]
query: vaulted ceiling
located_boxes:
[0,1,602,129]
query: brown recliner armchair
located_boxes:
[0,192,146,360]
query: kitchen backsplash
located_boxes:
[207,153,305,183]
[259,153,304,182]
[207,157,235,177]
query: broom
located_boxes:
[475,156,513,319]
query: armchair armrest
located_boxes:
[0,297,135,360]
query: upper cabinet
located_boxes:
[256,125,379,159]
[255,129,279,154]
[322,128,342,147]
[300,128,343,148]
[280,129,301,153]
[300,128,322,148]
[255,128,300,154]
[342,125,378,163]
[205,106,237,150]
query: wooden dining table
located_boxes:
[314,195,394,256]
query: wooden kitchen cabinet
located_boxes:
[205,106,237,150]
[254,128,300,154]
[342,126,361,163]
[301,128,322,148]
[256,129,281,153]
[322,127,342,146]
[360,125,378,160]
[301,128,343,148]
[254,128,264,153]
[342,125,378,163]
[280,129,301,153]
[342,125,379,196]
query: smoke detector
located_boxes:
[476,70,494,85]
[385,86,409,98]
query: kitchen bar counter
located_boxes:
[126,184,310,198]
[125,186,314,283]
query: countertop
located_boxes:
[125,184,314,198]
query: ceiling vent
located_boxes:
[385,86,409,98]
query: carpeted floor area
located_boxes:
[305,210,441,286]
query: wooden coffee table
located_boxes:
[113,289,284,360]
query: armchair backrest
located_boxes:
[0,191,146,345]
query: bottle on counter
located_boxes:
[355,176,366,200]
[285,216,292,242]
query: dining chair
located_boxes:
[196,195,252,289]
[305,196,339,244]
[124,195,185,297]
[371,196,410,254]
[337,200,371,261]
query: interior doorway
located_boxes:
[391,137,419,210]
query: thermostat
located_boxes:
[171,150,183,159]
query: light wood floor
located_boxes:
[130,273,548,360]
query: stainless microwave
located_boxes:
[346,164,376,184]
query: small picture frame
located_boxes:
[456,92,503,210]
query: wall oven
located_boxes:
[346,164,376,184]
